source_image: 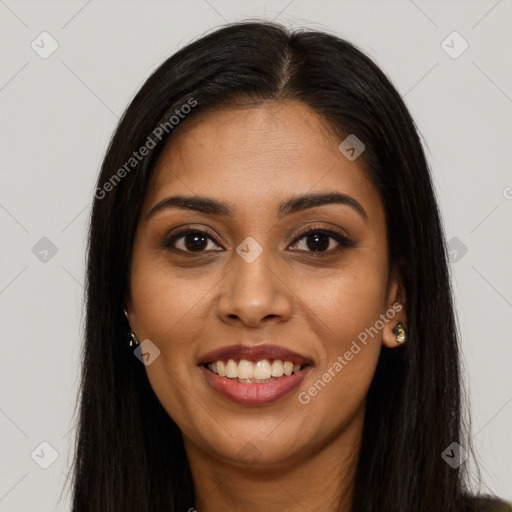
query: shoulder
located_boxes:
[461,494,512,512]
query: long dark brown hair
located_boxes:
[65,20,510,512]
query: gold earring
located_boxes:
[129,331,140,347]
[393,321,407,344]
[123,308,140,346]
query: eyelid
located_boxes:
[290,223,354,244]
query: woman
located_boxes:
[68,21,511,511]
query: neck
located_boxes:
[184,406,364,512]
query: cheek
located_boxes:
[130,244,219,344]
[292,254,386,412]
[293,306,383,443]
[297,252,387,348]
[129,263,215,428]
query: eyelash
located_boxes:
[163,225,356,256]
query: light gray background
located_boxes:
[1,0,511,510]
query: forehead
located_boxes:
[144,101,382,222]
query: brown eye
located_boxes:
[303,232,332,252]
[164,228,223,253]
[289,228,355,254]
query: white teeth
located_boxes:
[225,359,238,378]
[253,360,272,380]
[237,359,254,379]
[271,360,284,377]
[207,358,305,380]
[217,360,226,377]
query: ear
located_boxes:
[382,263,408,349]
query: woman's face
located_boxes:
[127,100,406,469]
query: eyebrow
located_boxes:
[146,192,368,223]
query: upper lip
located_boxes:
[198,343,312,366]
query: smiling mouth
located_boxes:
[204,358,311,384]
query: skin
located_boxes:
[125,100,407,512]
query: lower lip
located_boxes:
[200,365,312,405]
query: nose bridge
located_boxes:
[217,237,293,326]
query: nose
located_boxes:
[217,250,294,328]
